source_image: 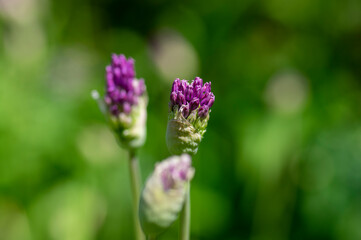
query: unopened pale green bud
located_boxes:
[139,154,194,237]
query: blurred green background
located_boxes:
[1,0,361,239]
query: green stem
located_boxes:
[179,181,190,240]
[128,150,145,240]
[147,236,157,240]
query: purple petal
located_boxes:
[204,82,211,92]
[193,85,201,99]
[119,54,127,67]
[198,106,209,118]
[199,83,211,100]
[127,58,135,77]
[185,85,193,102]
[193,77,203,87]
[111,54,120,66]
[172,78,180,92]
[182,104,190,118]
[134,79,145,96]
[127,91,135,103]
[123,102,132,114]
[189,98,199,111]
[200,93,210,106]
[106,80,116,92]
[207,93,215,108]
[201,91,209,102]
[119,89,127,101]
[139,79,146,95]
[109,89,119,101]
[177,92,186,106]
[179,80,188,93]
[106,71,114,82]
[170,92,177,104]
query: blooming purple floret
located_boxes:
[170,77,215,119]
[105,54,146,116]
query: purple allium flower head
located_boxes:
[166,77,215,155]
[105,54,146,116]
[92,53,148,149]
[169,77,215,119]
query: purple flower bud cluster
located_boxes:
[157,154,194,191]
[105,54,146,115]
[170,77,215,119]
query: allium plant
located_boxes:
[93,55,214,240]
[139,154,194,239]
[92,54,147,240]
[166,77,215,155]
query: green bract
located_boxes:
[166,105,209,155]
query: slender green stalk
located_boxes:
[128,150,145,240]
[147,236,157,240]
[179,181,190,240]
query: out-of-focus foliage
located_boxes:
[0,0,360,239]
